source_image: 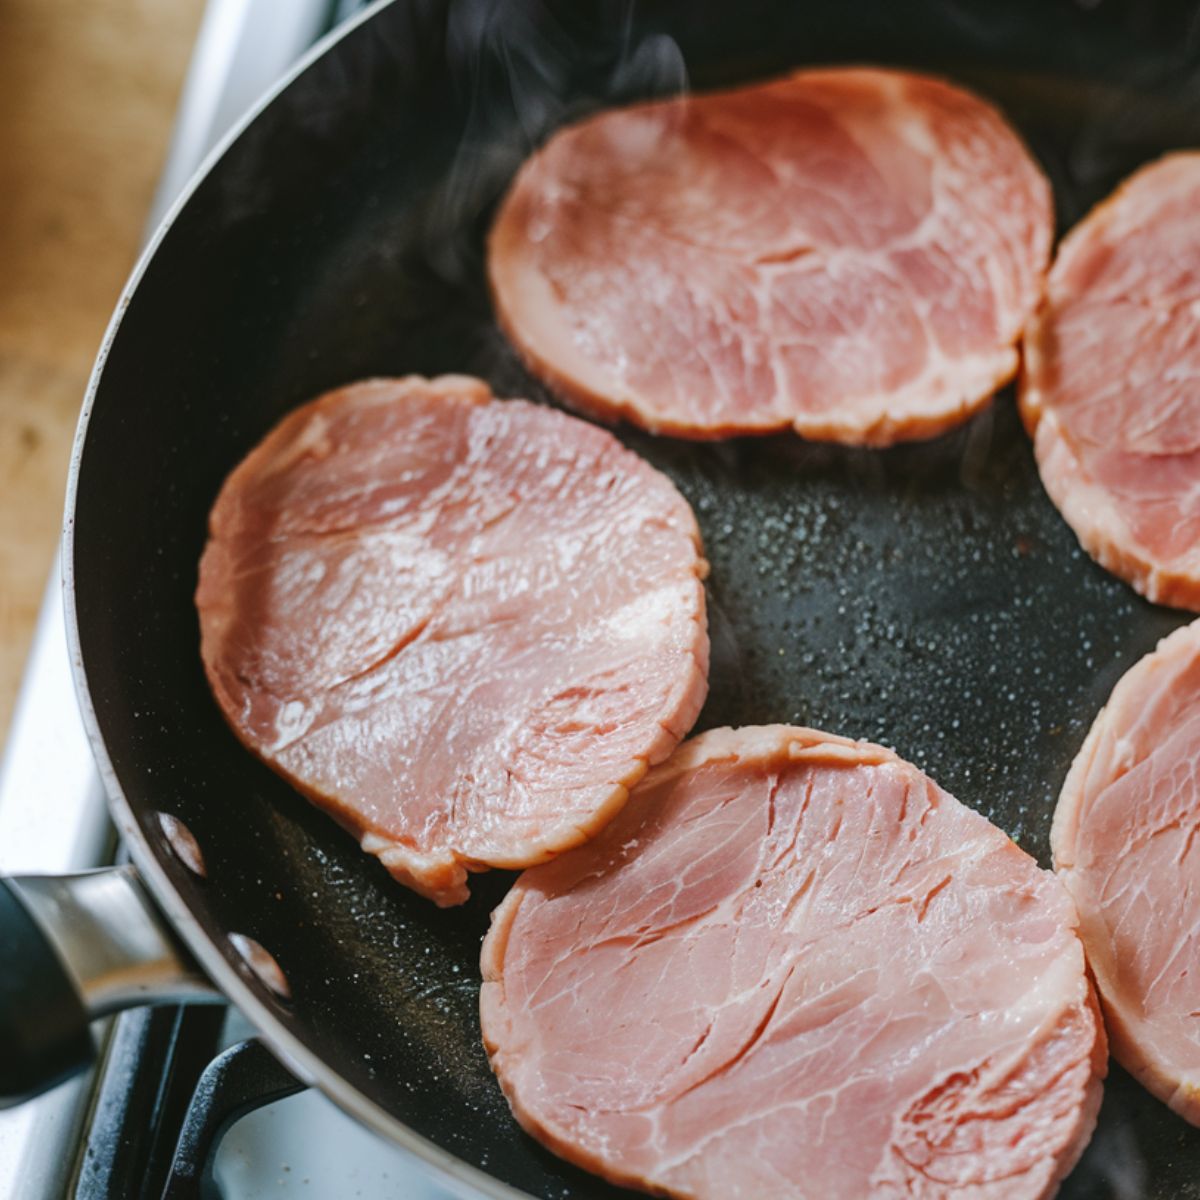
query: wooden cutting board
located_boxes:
[0,0,203,737]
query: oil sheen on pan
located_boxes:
[195,375,710,906]
[1053,619,1200,1127]
[1022,153,1200,612]
[482,725,1105,1199]
[489,66,1053,446]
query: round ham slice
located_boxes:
[1021,153,1200,610]
[196,375,709,906]
[1052,620,1200,1125]
[481,725,1105,1199]
[489,67,1053,446]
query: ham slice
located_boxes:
[489,67,1052,446]
[1052,619,1200,1125]
[481,725,1105,1198]
[1021,153,1200,610]
[196,376,709,906]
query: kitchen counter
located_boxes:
[0,0,203,738]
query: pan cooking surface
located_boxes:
[70,2,1200,1195]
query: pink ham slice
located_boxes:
[489,67,1052,446]
[1052,619,1200,1125]
[481,725,1105,1198]
[1021,153,1200,610]
[196,375,709,906]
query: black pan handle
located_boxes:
[0,866,221,1107]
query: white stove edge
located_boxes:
[0,570,113,1200]
[0,3,436,1197]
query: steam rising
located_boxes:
[427,0,687,285]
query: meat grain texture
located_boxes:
[490,67,1053,446]
[196,376,709,906]
[1022,153,1200,610]
[482,726,1105,1199]
[1053,619,1200,1125]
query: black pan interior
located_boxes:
[71,1,1200,1195]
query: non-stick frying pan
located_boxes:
[3,0,1200,1195]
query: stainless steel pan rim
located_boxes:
[49,4,1200,1196]
[61,1,523,1195]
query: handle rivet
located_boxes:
[229,933,291,1001]
[157,813,207,879]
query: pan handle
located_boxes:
[0,865,221,1107]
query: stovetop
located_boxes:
[0,2,464,1196]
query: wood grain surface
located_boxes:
[0,0,203,739]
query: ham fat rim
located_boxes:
[482,724,1105,1199]
[489,66,1053,446]
[1021,152,1200,611]
[1052,619,1200,1125]
[196,375,709,906]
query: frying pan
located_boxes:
[2,0,1199,1195]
